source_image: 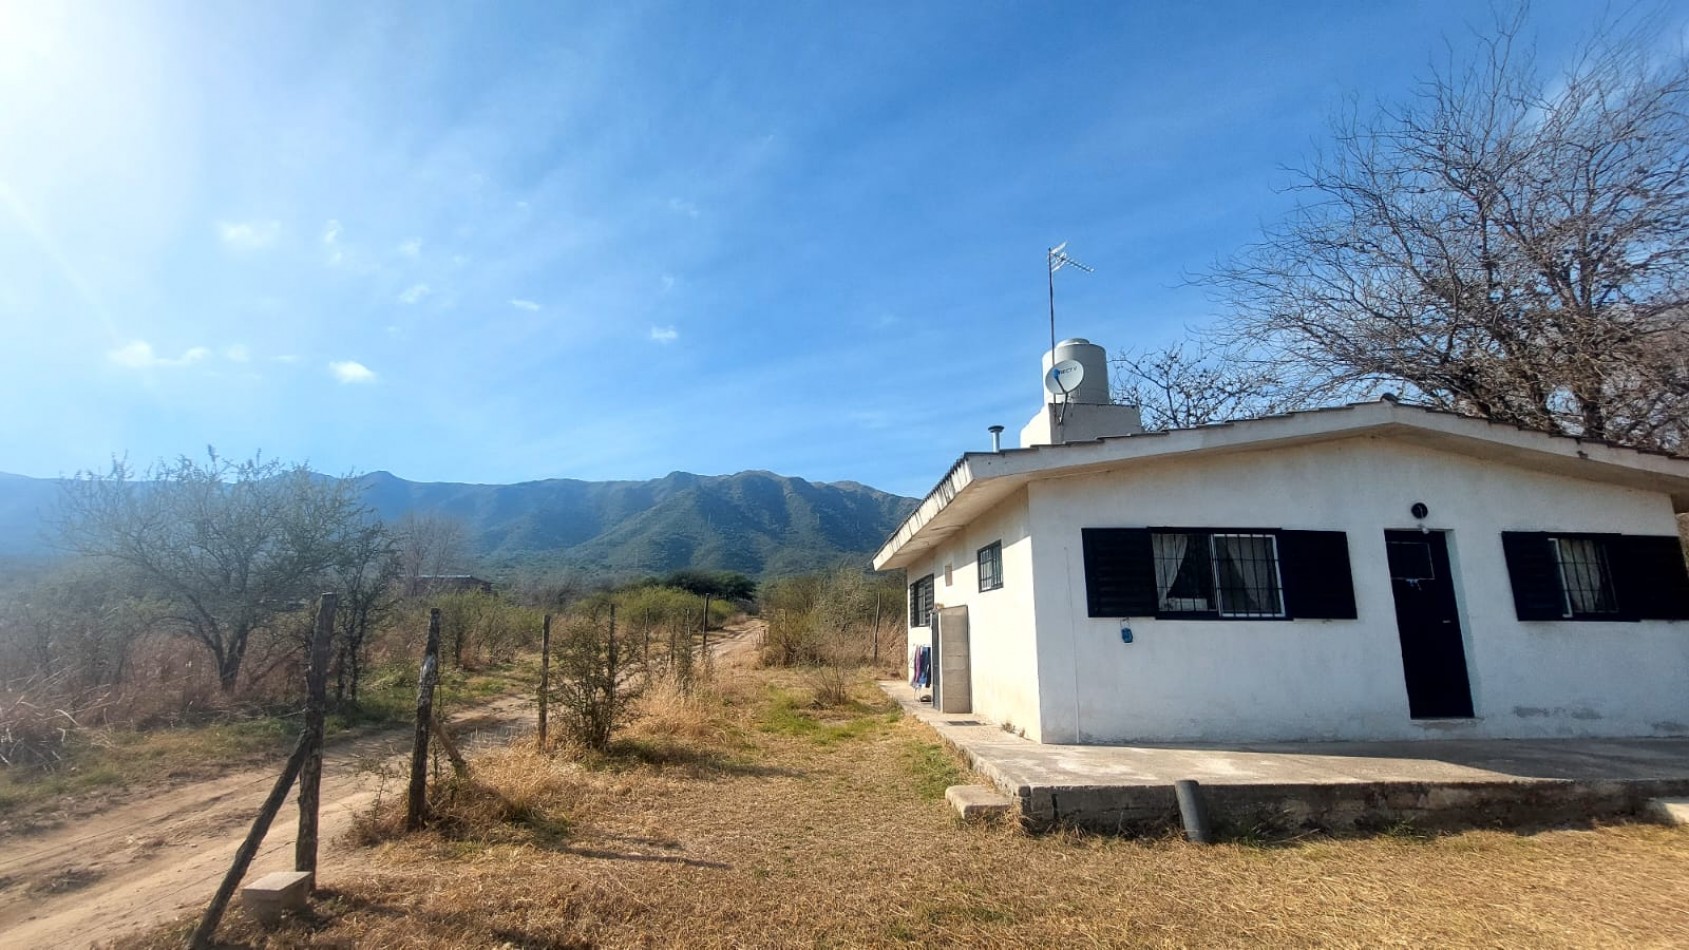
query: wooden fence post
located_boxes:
[700,594,710,657]
[188,732,311,949]
[538,613,552,750]
[406,608,442,831]
[296,592,336,878]
[870,590,883,665]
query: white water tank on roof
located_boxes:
[1041,337,1110,405]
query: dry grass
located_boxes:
[349,744,584,848]
[123,664,1689,950]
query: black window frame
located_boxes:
[1082,526,1357,621]
[978,540,1004,592]
[909,573,935,628]
[1548,534,1620,619]
[1502,531,1689,622]
[1148,529,1286,619]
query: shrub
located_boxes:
[548,611,639,752]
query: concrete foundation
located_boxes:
[884,681,1689,835]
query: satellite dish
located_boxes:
[1045,359,1085,396]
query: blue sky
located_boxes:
[0,0,1664,497]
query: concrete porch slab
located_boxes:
[881,681,1689,835]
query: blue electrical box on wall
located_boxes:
[1120,624,1134,644]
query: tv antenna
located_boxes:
[1047,241,1093,359]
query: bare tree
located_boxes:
[396,512,472,596]
[0,561,154,689]
[1208,7,1689,450]
[330,521,401,704]
[57,451,374,692]
[1110,339,1298,430]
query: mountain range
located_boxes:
[0,469,918,579]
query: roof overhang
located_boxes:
[872,401,1689,572]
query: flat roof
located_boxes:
[872,400,1689,571]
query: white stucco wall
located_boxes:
[1024,435,1689,743]
[902,489,1045,738]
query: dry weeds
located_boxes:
[122,664,1689,949]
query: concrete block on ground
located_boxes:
[946,784,1012,821]
[1646,798,1689,826]
[241,870,313,925]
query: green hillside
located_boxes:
[0,469,916,579]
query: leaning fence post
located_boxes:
[407,608,443,831]
[296,592,336,878]
[538,613,552,750]
[188,732,311,949]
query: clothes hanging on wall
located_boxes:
[911,645,932,688]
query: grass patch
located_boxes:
[756,689,895,745]
[902,738,967,801]
[350,745,578,849]
[0,718,294,820]
[0,657,534,823]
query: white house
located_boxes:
[874,344,1689,745]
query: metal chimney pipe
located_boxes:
[988,425,1005,452]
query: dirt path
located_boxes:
[707,617,764,668]
[0,696,532,949]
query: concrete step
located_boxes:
[946,784,1012,822]
[1646,798,1689,826]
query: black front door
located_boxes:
[1384,530,1474,719]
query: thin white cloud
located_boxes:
[217,219,281,249]
[273,354,300,364]
[667,197,700,218]
[224,344,251,363]
[510,299,541,311]
[660,273,676,292]
[397,283,431,305]
[108,340,211,369]
[397,238,422,258]
[329,360,377,384]
[324,221,344,265]
[649,325,679,344]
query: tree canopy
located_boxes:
[1188,9,1689,447]
[57,450,378,691]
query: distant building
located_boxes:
[409,574,494,597]
[874,339,1689,744]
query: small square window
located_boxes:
[978,541,1003,592]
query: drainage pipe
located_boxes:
[1174,779,1212,844]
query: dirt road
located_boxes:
[0,697,531,949]
[707,616,764,667]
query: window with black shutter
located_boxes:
[908,574,935,627]
[1082,527,1355,620]
[1502,531,1689,621]
[1278,530,1359,619]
